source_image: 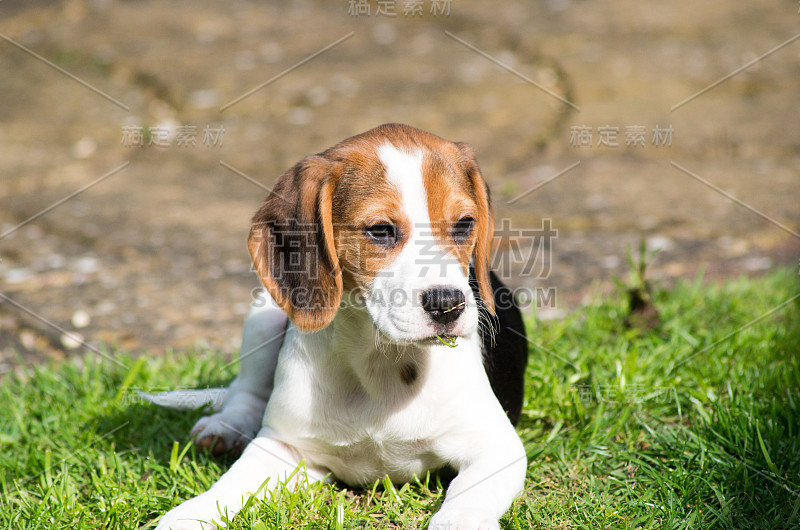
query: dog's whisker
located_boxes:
[474,297,499,346]
[442,301,467,314]
[393,350,402,365]
[374,328,392,356]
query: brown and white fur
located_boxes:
[156,124,528,530]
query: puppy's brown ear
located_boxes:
[248,155,342,331]
[456,142,495,314]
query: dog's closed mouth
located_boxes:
[397,334,460,347]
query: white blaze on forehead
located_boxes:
[376,142,463,285]
[378,144,431,231]
[368,144,476,342]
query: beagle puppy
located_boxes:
[156,124,528,530]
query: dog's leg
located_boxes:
[157,428,325,530]
[428,421,527,530]
[192,291,287,455]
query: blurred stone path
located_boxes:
[1,0,797,372]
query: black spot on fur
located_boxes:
[398,363,418,386]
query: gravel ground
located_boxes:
[1,0,798,373]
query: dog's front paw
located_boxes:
[428,507,500,530]
[190,410,261,456]
[155,502,222,530]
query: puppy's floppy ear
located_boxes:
[456,141,495,314]
[248,155,342,331]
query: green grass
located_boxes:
[1,268,798,529]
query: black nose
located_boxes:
[421,287,466,325]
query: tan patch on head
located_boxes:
[329,143,410,291]
[421,147,481,276]
[326,124,495,311]
[249,123,496,332]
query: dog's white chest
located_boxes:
[267,394,446,485]
[263,327,483,485]
[300,430,444,486]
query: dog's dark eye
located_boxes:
[452,217,475,243]
[364,223,399,246]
